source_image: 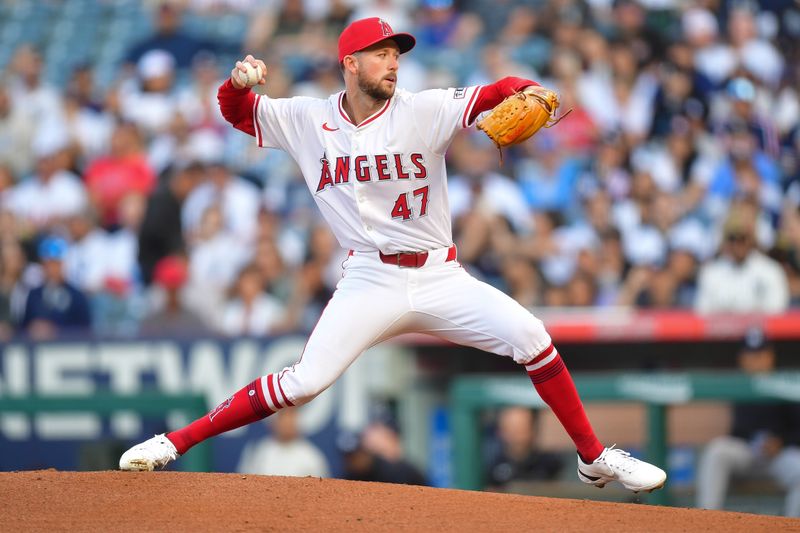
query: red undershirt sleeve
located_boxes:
[217,79,257,136]
[217,77,537,138]
[467,76,539,124]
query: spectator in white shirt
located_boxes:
[188,204,251,289]
[63,208,108,293]
[175,51,228,131]
[219,263,286,337]
[695,204,789,314]
[181,133,261,246]
[6,45,64,136]
[3,129,87,232]
[119,49,179,137]
[237,407,330,478]
[96,192,148,336]
[682,8,737,86]
[726,6,784,89]
[184,204,251,325]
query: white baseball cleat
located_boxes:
[577,446,667,493]
[119,434,180,471]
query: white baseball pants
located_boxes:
[275,247,552,406]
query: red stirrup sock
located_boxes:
[525,344,605,463]
[167,373,292,455]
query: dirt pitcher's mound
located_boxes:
[2,471,799,532]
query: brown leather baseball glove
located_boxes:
[476,86,569,149]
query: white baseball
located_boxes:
[236,63,263,87]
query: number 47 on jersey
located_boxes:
[391,185,429,221]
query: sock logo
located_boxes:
[208,395,234,422]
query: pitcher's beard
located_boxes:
[358,73,395,101]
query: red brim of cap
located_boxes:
[339,33,416,63]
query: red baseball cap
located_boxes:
[153,255,188,290]
[338,17,416,63]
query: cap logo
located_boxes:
[379,19,393,36]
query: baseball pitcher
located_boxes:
[120,17,666,493]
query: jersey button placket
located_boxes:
[355,187,370,229]
[353,132,372,237]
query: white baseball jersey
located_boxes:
[253,86,480,254]
[248,84,552,410]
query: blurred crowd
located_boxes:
[1,0,800,340]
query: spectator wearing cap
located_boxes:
[713,77,780,160]
[140,255,205,335]
[2,128,88,233]
[120,49,180,136]
[21,237,91,340]
[696,327,800,517]
[695,206,789,314]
